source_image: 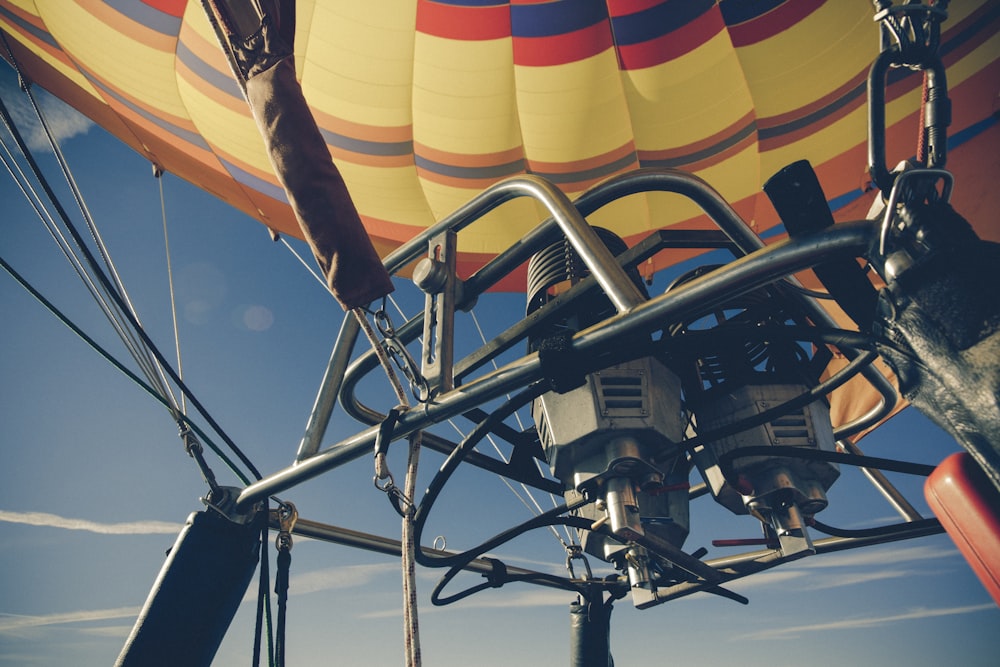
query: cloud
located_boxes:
[725,568,807,591]
[723,543,960,594]
[1,76,94,153]
[736,603,996,640]
[797,567,914,590]
[287,563,398,596]
[798,543,955,570]
[0,607,139,635]
[360,588,572,619]
[238,562,399,604]
[0,509,182,535]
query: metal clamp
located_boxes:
[868,1,951,193]
[878,168,953,256]
[275,501,298,552]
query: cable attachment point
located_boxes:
[566,544,594,581]
[373,407,416,517]
[868,1,951,192]
[274,501,298,553]
[877,167,954,261]
[374,307,431,403]
[178,422,221,496]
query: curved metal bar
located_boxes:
[339,169,896,453]
[571,221,876,352]
[381,174,645,312]
[571,167,761,255]
[237,223,877,509]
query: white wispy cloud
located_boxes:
[0,607,139,635]
[797,567,915,590]
[797,543,955,570]
[361,588,572,619]
[0,509,182,535]
[724,568,808,591]
[286,563,398,595]
[0,77,94,152]
[736,603,996,640]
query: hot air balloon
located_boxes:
[1,1,998,665]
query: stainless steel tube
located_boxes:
[236,224,876,509]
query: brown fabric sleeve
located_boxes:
[245,57,394,309]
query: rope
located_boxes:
[352,306,422,667]
[156,167,187,415]
[400,431,422,667]
[0,130,172,405]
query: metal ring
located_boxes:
[374,472,396,492]
[374,309,395,337]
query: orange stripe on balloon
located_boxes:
[84,0,177,54]
[175,60,248,116]
[414,142,525,169]
[638,111,757,163]
[310,107,414,145]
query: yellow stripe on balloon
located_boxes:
[36,0,186,120]
[621,28,756,165]
[299,2,435,230]
[733,2,874,120]
[515,49,636,180]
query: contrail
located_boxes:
[737,603,996,640]
[0,509,182,535]
[0,607,140,633]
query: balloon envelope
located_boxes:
[2,0,996,273]
[1,0,998,432]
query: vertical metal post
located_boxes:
[417,230,457,395]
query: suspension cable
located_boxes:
[279,236,328,288]
[156,166,187,415]
[0,136,170,401]
[468,308,577,548]
[2,34,182,414]
[0,253,254,486]
[0,70,262,484]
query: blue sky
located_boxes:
[1,62,998,666]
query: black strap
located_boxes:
[252,521,270,667]
[375,406,403,460]
[484,558,508,588]
[274,548,291,667]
